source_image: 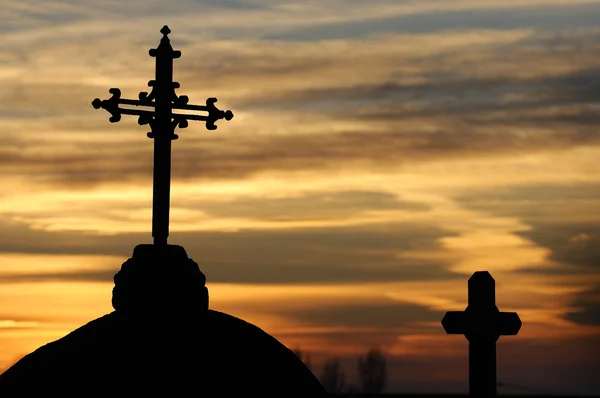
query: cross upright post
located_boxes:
[92,26,233,247]
[441,271,522,398]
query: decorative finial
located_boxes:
[161,25,171,37]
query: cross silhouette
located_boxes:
[441,271,522,398]
[92,26,233,246]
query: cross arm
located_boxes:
[494,312,522,335]
[92,88,155,124]
[172,97,234,130]
[92,88,234,130]
[442,311,468,334]
[443,309,521,338]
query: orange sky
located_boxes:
[1,0,600,393]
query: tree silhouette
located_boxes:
[320,357,346,393]
[357,348,387,394]
[292,347,312,370]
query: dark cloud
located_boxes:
[0,217,461,284]
[238,66,600,135]
[274,298,442,330]
[3,0,263,32]
[0,190,428,239]
[0,82,102,117]
[454,182,600,222]
[564,285,600,327]
[82,190,429,228]
[456,182,600,204]
[506,222,600,256]
[510,223,600,274]
[189,0,265,10]
[222,222,449,279]
[186,190,430,221]
[352,71,600,126]
[456,182,600,275]
[6,66,600,190]
[263,3,600,41]
[271,299,444,357]
[0,217,134,257]
[0,145,152,189]
[4,113,599,190]
[513,265,592,276]
[3,27,600,189]
[284,329,404,352]
[201,258,456,285]
[540,231,600,270]
[0,269,116,284]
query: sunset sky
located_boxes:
[1,0,600,393]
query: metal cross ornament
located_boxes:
[92,26,233,246]
[441,271,522,398]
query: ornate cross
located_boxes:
[92,26,233,246]
[441,271,522,398]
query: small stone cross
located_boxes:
[442,271,522,398]
[92,26,233,246]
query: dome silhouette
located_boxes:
[0,244,326,395]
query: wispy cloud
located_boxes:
[3,27,600,192]
[0,320,38,330]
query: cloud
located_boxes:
[2,25,600,190]
[454,182,600,223]
[274,298,442,330]
[454,182,600,277]
[0,270,116,285]
[4,0,598,40]
[269,298,448,355]
[184,190,430,221]
[0,314,50,331]
[546,231,600,270]
[0,216,462,284]
[0,187,433,233]
[0,122,598,191]
[564,285,600,326]
[512,223,600,274]
[0,319,38,330]
[0,216,134,256]
[264,2,600,41]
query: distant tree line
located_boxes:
[293,347,387,394]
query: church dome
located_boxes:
[0,245,326,396]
